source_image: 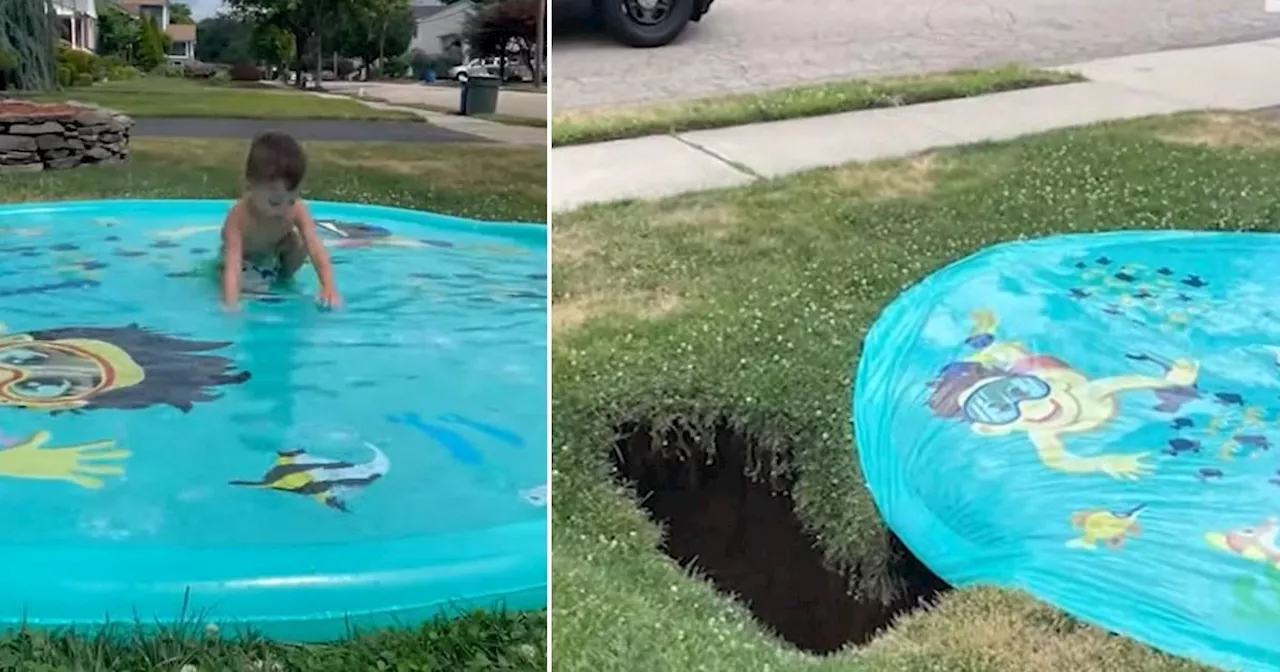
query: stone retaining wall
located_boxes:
[0,100,134,173]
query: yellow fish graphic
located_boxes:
[1067,504,1144,550]
[229,443,389,512]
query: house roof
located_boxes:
[413,0,473,22]
[412,6,446,20]
[117,0,165,13]
[52,0,97,18]
[166,23,195,41]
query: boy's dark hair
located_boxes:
[245,132,306,190]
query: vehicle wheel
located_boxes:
[456,72,469,83]
[598,0,696,48]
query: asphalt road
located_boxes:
[133,118,486,143]
[551,0,1280,111]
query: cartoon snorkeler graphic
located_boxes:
[0,323,250,489]
[926,310,1199,479]
[0,324,250,413]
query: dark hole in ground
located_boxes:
[611,419,949,655]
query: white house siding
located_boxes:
[52,0,98,52]
[408,0,472,57]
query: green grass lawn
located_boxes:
[398,102,547,128]
[551,65,1081,146]
[0,136,545,222]
[0,136,545,670]
[0,611,545,671]
[27,78,417,120]
[549,111,1280,671]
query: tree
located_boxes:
[169,2,195,24]
[195,15,255,64]
[227,0,346,89]
[252,23,294,74]
[136,17,170,70]
[98,4,141,62]
[0,0,57,90]
[334,0,412,79]
[463,0,539,79]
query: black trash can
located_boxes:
[460,75,501,116]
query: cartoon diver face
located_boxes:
[0,336,142,410]
[960,374,1052,426]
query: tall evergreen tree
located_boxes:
[0,0,57,90]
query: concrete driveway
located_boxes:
[323,81,548,119]
[551,0,1280,111]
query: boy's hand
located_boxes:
[318,285,342,309]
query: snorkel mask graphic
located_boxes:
[960,374,1052,426]
[0,335,143,410]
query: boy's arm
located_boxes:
[293,201,338,293]
[220,206,243,307]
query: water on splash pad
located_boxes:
[0,200,546,548]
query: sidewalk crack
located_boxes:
[671,134,762,179]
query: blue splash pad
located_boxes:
[0,200,546,641]
[854,231,1280,672]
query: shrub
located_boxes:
[0,49,18,91]
[335,58,357,79]
[229,61,262,82]
[57,45,98,81]
[97,55,129,80]
[380,55,408,79]
[408,49,437,79]
[58,64,74,88]
[137,18,168,70]
[106,65,141,81]
[74,72,94,87]
[98,54,129,71]
[149,63,182,77]
[183,60,218,78]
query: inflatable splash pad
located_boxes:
[0,200,546,640]
[854,231,1280,672]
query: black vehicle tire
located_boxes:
[598,0,696,48]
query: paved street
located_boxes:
[552,0,1280,111]
[322,81,549,120]
[133,117,485,142]
[552,38,1280,210]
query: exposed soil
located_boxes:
[611,419,948,654]
[0,100,82,119]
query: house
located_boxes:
[165,23,196,62]
[115,0,197,63]
[407,0,472,59]
[52,0,98,53]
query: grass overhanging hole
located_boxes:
[610,416,949,655]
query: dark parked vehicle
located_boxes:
[561,0,715,48]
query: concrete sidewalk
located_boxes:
[551,38,1280,213]
[324,81,548,120]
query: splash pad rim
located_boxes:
[0,198,548,641]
